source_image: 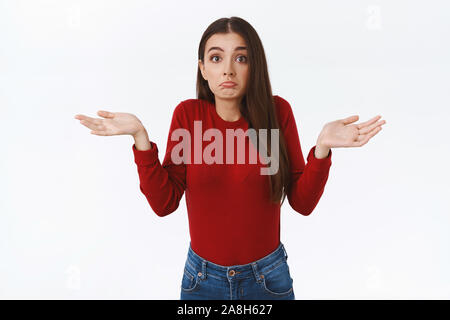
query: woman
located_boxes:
[74,17,386,300]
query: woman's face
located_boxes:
[199,32,249,101]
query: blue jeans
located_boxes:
[180,241,295,300]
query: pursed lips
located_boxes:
[221,81,237,86]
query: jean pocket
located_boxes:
[259,260,294,296]
[181,267,200,292]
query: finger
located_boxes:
[356,115,383,130]
[97,110,115,119]
[359,119,386,135]
[90,130,109,136]
[92,125,113,136]
[76,113,103,125]
[342,115,359,125]
[353,126,382,147]
[74,114,88,120]
[79,116,103,126]
[79,119,105,131]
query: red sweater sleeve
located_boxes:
[132,101,187,217]
[275,95,332,216]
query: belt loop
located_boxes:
[281,243,288,260]
[251,262,262,283]
[201,260,207,280]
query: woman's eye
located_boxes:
[237,55,247,62]
[210,55,247,63]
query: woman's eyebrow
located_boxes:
[207,46,247,53]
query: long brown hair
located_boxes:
[196,16,291,205]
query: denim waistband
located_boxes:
[185,242,289,282]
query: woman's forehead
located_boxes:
[206,33,247,51]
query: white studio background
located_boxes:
[1,0,449,299]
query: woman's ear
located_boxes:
[198,59,207,81]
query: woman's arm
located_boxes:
[133,127,152,151]
[132,101,188,217]
[274,95,332,216]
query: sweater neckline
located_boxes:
[205,99,247,128]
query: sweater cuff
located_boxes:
[307,145,332,171]
[132,141,159,166]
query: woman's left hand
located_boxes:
[317,115,386,148]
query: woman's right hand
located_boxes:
[74,111,145,137]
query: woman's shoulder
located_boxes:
[170,98,210,128]
[273,95,292,112]
[273,95,295,130]
[175,98,208,113]
[172,98,196,117]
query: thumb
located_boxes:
[98,110,115,118]
[342,115,358,125]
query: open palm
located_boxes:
[318,115,386,148]
[74,110,144,136]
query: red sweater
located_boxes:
[132,95,332,266]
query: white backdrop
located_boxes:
[1,0,449,299]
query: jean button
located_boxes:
[228,270,235,276]
[198,272,202,277]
